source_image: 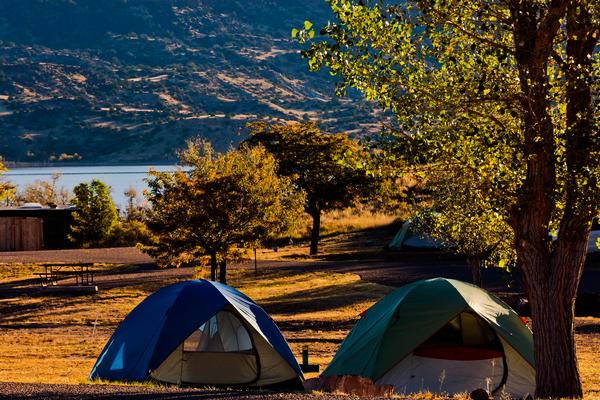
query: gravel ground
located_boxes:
[0,247,153,265]
[0,383,364,400]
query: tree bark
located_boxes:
[466,255,482,287]
[518,231,588,398]
[210,251,217,281]
[509,2,592,396]
[309,206,321,255]
[219,259,227,284]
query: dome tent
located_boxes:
[323,278,535,398]
[90,280,303,387]
[387,219,446,250]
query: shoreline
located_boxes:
[3,161,178,169]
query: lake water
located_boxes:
[4,165,181,208]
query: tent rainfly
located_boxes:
[323,278,535,398]
[90,280,303,387]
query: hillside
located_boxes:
[0,0,384,163]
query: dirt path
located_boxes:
[244,253,600,294]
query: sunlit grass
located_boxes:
[575,317,600,399]
[286,206,399,240]
[319,208,398,236]
[0,263,40,282]
[0,265,391,384]
[228,268,393,379]
[0,262,139,283]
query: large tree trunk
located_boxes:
[509,2,593,396]
[517,229,588,398]
[219,259,227,284]
[210,251,217,281]
[466,255,482,287]
[309,206,321,255]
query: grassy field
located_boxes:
[0,261,599,398]
[0,263,391,385]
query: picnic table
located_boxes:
[36,263,96,286]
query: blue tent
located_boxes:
[90,280,303,386]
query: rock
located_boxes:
[470,388,491,400]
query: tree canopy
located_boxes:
[297,0,599,397]
[245,121,387,254]
[69,179,118,248]
[411,165,516,287]
[143,140,305,283]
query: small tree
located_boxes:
[0,159,15,205]
[412,167,516,287]
[143,140,305,284]
[246,121,384,255]
[122,186,146,221]
[17,172,71,206]
[406,152,517,287]
[69,180,118,248]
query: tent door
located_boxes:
[377,353,505,395]
[181,351,258,384]
[151,310,259,385]
[377,310,506,395]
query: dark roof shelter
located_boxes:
[0,205,75,251]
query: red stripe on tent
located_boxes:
[414,346,503,361]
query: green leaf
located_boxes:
[304,20,313,30]
[291,28,299,38]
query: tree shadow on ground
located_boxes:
[575,322,600,334]
[255,270,389,317]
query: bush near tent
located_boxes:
[89,280,303,387]
[323,278,535,398]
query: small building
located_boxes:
[0,204,75,251]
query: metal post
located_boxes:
[302,345,309,366]
[254,248,258,277]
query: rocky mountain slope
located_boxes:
[0,0,383,163]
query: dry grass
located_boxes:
[256,207,399,262]
[0,265,390,385]
[287,206,398,241]
[319,208,398,237]
[0,263,138,283]
[0,263,41,282]
[575,317,600,399]
[0,263,599,399]
[228,269,393,377]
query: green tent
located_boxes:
[323,278,535,397]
